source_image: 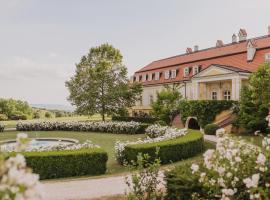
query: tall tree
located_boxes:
[151,84,183,125]
[66,44,142,121]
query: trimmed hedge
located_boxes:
[122,131,204,164]
[112,116,158,124]
[178,100,236,128]
[204,123,219,135]
[20,148,108,179]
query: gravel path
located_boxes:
[42,175,128,200]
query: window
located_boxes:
[212,91,217,100]
[139,96,143,106]
[265,53,270,61]
[154,72,160,80]
[164,70,170,79]
[171,69,177,78]
[193,66,199,75]
[184,67,189,77]
[148,73,152,81]
[149,95,154,105]
[135,75,139,82]
[142,74,147,82]
[224,90,231,100]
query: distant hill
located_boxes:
[31,104,75,112]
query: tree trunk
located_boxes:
[102,113,105,121]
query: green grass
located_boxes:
[0,130,146,175]
[2,114,108,129]
[0,129,215,178]
[231,134,263,147]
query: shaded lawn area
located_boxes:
[230,134,263,147]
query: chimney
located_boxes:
[194,45,199,52]
[186,47,193,54]
[238,28,247,42]
[268,26,270,35]
[232,34,237,43]
[216,40,224,47]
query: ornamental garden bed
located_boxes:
[115,125,204,165]
[21,148,108,179]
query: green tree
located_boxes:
[236,62,270,133]
[151,84,182,125]
[66,43,142,121]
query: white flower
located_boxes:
[191,164,199,174]
[216,128,226,137]
[256,153,266,166]
[243,174,260,188]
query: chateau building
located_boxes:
[131,27,270,114]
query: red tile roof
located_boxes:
[136,35,270,74]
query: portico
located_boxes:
[192,64,250,100]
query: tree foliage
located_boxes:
[236,62,270,133]
[0,98,32,120]
[66,44,142,120]
[151,84,182,125]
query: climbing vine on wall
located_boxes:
[178,100,237,128]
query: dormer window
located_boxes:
[184,67,189,77]
[154,72,160,81]
[171,69,177,78]
[164,70,170,79]
[265,53,270,62]
[193,66,199,75]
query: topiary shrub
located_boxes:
[122,131,204,164]
[204,123,219,135]
[21,148,108,179]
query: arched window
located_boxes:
[224,90,231,100]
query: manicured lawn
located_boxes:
[231,134,263,147]
[0,130,146,175]
[0,129,215,178]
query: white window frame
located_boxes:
[224,90,231,100]
[135,75,140,82]
[154,72,160,81]
[148,73,152,81]
[212,91,218,100]
[193,66,199,75]
[171,69,177,78]
[265,53,270,61]
[142,74,147,82]
[184,67,189,77]
[164,70,170,79]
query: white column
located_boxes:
[235,77,241,100]
[231,78,236,100]
[193,81,200,100]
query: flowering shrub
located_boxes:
[166,126,270,200]
[16,121,144,134]
[0,134,42,200]
[0,122,4,132]
[115,126,188,163]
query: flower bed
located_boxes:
[165,128,270,200]
[16,121,148,134]
[115,125,204,164]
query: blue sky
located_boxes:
[0,0,270,105]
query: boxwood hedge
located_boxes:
[20,148,108,179]
[122,130,204,164]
